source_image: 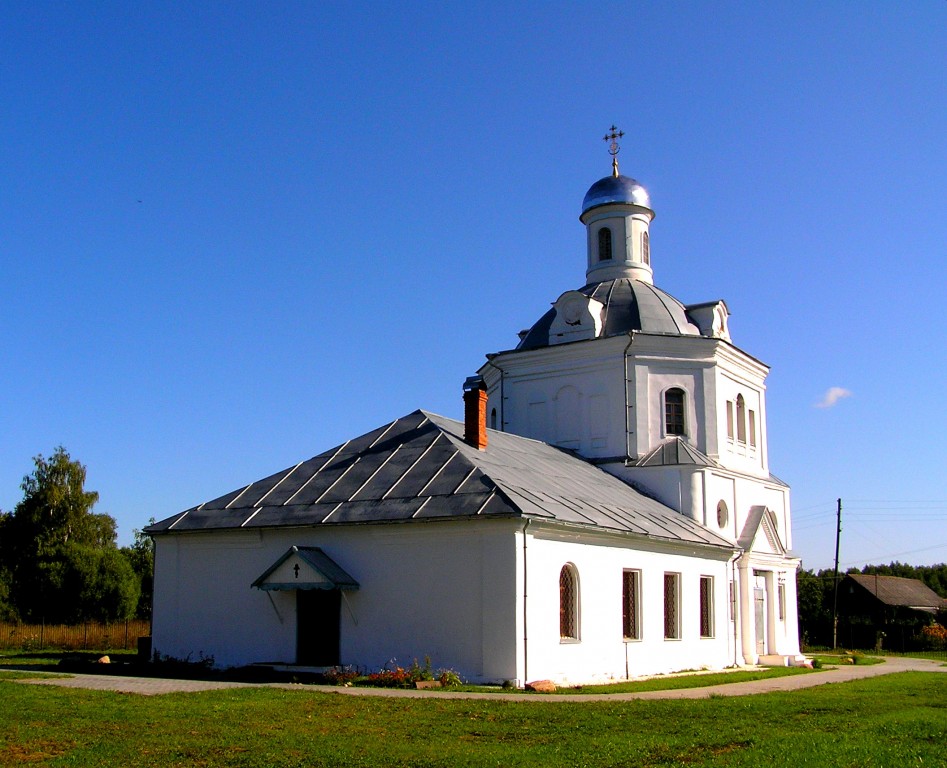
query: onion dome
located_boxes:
[582,174,652,215]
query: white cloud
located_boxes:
[815,387,853,409]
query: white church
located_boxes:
[147,133,802,685]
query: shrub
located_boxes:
[437,668,462,687]
[361,657,462,688]
[364,657,432,688]
[919,623,947,650]
[322,666,360,686]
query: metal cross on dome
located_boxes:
[603,125,624,176]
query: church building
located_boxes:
[147,132,802,684]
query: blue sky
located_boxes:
[2,2,945,571]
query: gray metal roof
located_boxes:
[147,410,733,551]
[636,438,717,468]
[845,574,947,611]
[517,278,701,350]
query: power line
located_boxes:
[839,542,947,567]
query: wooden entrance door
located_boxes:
[754,587,766,654]
[296,589,341,666]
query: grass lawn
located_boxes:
[0,670,944,767]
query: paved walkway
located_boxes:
[8,656,945,699]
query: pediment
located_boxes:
[738,506,786,555]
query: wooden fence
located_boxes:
[0,620,151,651]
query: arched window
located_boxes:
[559,564,579,640]
[736,394,746,443]
[490,407,498,430]
[642,231,650,265]
[664,388,686,436]
[598,227,613,262]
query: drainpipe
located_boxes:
[522,518,531,685]
[483,357,506,432]
[623,334,635,462]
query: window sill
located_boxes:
[623,638,642,644]
[559,638,581,645]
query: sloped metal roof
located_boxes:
[636,438,717,468]
[251,546,359,591]
[846,574,947,611]
[146,410,733,551]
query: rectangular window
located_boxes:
[700,576,714,638]
[726,401,734,440]
[729,581,736,622]
[622,570,641,640]
[778,582,786,621]
[664,572,680,639]
[748,410,757,447]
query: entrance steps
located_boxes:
[759,654,811,668]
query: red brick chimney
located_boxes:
[463,376,488,450]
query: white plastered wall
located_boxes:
[516,525,736,686]
[151,519,519,682]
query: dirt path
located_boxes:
[10,655,945,699]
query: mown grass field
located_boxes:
[1,669,945,767]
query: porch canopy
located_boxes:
[251,546,359,592]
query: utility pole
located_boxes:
[832,497,842,649]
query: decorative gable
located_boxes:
[738,505,785,555]
[548,291,605,344]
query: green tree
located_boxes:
[796,568,833,647]
[0,510,14,621]
[119,522,154,619]
[0,447,138,623]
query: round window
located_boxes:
[716,500,729,528]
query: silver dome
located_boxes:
[582,174,651,214]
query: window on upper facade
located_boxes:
[598,227,613,262]
[736,394,747,443]
[622,570,641,640]
[664,572,681,640]
[748,410,757,447]
[700,576,715,638]
[560,564,579,640]
[665,388,686,436]
[726,400,734,440]
[642,231,650,265]
[490,407,498,430]
[716,500,729,529]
